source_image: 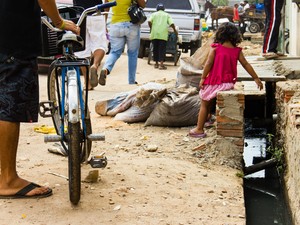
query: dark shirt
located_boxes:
[73,0,103,10]
[0,0,41,59]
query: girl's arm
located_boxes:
[199,47,215,89]
[238,50,263,90]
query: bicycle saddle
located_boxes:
[57,31,84,49]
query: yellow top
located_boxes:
[109,0,131,24]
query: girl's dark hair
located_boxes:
[214,22,242,47]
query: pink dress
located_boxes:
[200,43,242,101]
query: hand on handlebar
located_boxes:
[56,18,80,35]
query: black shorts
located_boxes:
[0,54,39,123]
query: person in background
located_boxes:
[0,0,79,198]
[233,3,240,26]
[262,0,284,59]
[243,0,250,11]
[238,1,245,15]
[100,0,146,85]
[148,3,178,70]
[189,22,263,138]
[73,0,108,90]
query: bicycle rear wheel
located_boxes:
[47,61,92,162]
[48,61,92,204]
[68,121,81,205]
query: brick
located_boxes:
[217,123,243,131]
[232,138,244,147]
[217,129,243,138]
[216,116,243,124]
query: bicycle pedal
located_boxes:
[89,155,107,168]
[87,134,105,141]
[39,101,56,118]
[44,135,62,143]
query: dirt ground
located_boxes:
[0,38,261,225]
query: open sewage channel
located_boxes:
[243,115,293,225]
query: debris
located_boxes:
[48,171,68,180]
[84,170,99,183]
[146,145,158,152]
[33,125,56,134]
[192,144,206,151]
[113,205,121,211]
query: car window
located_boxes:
[146,0,192,10]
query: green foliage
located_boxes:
[266,134,284,174]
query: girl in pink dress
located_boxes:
[189,22,263,138]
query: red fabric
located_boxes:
[233,7,240,21]
[203,43,242,85]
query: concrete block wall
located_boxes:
[216,90,245,152]
[276,80,300,225]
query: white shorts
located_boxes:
[75,14,108,58]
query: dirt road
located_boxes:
[0,46,249,224]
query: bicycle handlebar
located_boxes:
[42,1,117,31]
[76,1,117,27]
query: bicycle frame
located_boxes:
[54,58,90,145]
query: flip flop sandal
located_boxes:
[0,183,52,199]
[262,52,279,60]
[188,130,207,138]
[154,64,159,68]
[204,120,215,128]
[89,67,98,88]
[99,68,107,86]
[34,125,56,134]
[276,52,287,57]
[159,65,167,70]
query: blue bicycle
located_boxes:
[39,1,116,205]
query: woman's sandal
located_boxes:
[158,65,167,70]
[188,130,207,138]
[204,120,215,128]
[99,68,108,86]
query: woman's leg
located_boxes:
[103,23,126,74]
[126,24,140,84]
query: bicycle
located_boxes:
[39,1,116,205]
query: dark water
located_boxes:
[243,120,293,225]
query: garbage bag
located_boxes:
[145,86,200,127]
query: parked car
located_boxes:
[138,0,202,58]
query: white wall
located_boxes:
[288,2,300,56]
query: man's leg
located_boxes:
[0,121,50,196]
[158,40,167,69]
[262,0,284,54]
